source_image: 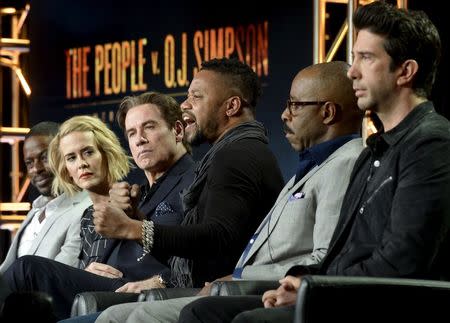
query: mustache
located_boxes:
[283,123,294,134]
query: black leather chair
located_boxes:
[209,280,280,296]
[139,287,202,301]
[1,291,56,323]
[70,288,203,316]
[140,277,450,322]
[70,280,278,316]
[72,275,450,321]
[294,275,450,323]
[70,292,141,317]
[138,280,279,300]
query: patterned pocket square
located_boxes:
[288,192,305,201]
[155,202,175,217]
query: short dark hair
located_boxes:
[201,58,261,114]
[353,1,441,98]
[25,121,59,140]
[117,91,191,153]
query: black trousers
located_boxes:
[178,295,295,323]
[232,306,295,323]
[3,255,125,320]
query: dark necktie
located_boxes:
[38,209,46,223]
[78,206,111,269]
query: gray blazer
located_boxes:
[236,139,363,280]
[0,190,91,273]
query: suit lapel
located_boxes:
[143,175,182,218]
[27,191,88,255]
[242,163,324,265]
[241,144,358,267]
[8,208,37,258]
[139,155,193,219]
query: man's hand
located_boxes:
[93,202,141,240]
[262,275,302,308]
[85,262,123,278]
[197,282,212,296]
[275,276,301,307]
[109,182,141,218]
[115,276,165,293]
[262,289,277,308]
[196,274,232,296]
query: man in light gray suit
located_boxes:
[0,122,91,273]
[94,61,364,323]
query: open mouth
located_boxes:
[183,113,196,129]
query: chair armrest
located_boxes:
[211,280,280,296]
[138,288,201,301]
[70,292,140,317]
[295,275,450,323]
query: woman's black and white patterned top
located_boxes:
[78,205,113,269]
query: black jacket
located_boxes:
[105,153,196,281]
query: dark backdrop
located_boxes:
[28,0,314,182]
[409,0,450,119]
[27,0,449,182]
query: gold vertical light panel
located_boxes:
[0,4,31,219]
[314,0,403,64]
[397,0,408,9]
[313,0,326,64]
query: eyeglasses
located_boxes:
[286,100,328,115]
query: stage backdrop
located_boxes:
[29,0,314,181]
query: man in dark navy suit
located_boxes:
[4,92,195,319]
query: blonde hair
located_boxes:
[48,115,132,196]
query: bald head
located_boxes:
[282,61,362,152]
[293,61,362,126]
[294,61,358,114]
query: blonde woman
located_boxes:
[48,115,131,269]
